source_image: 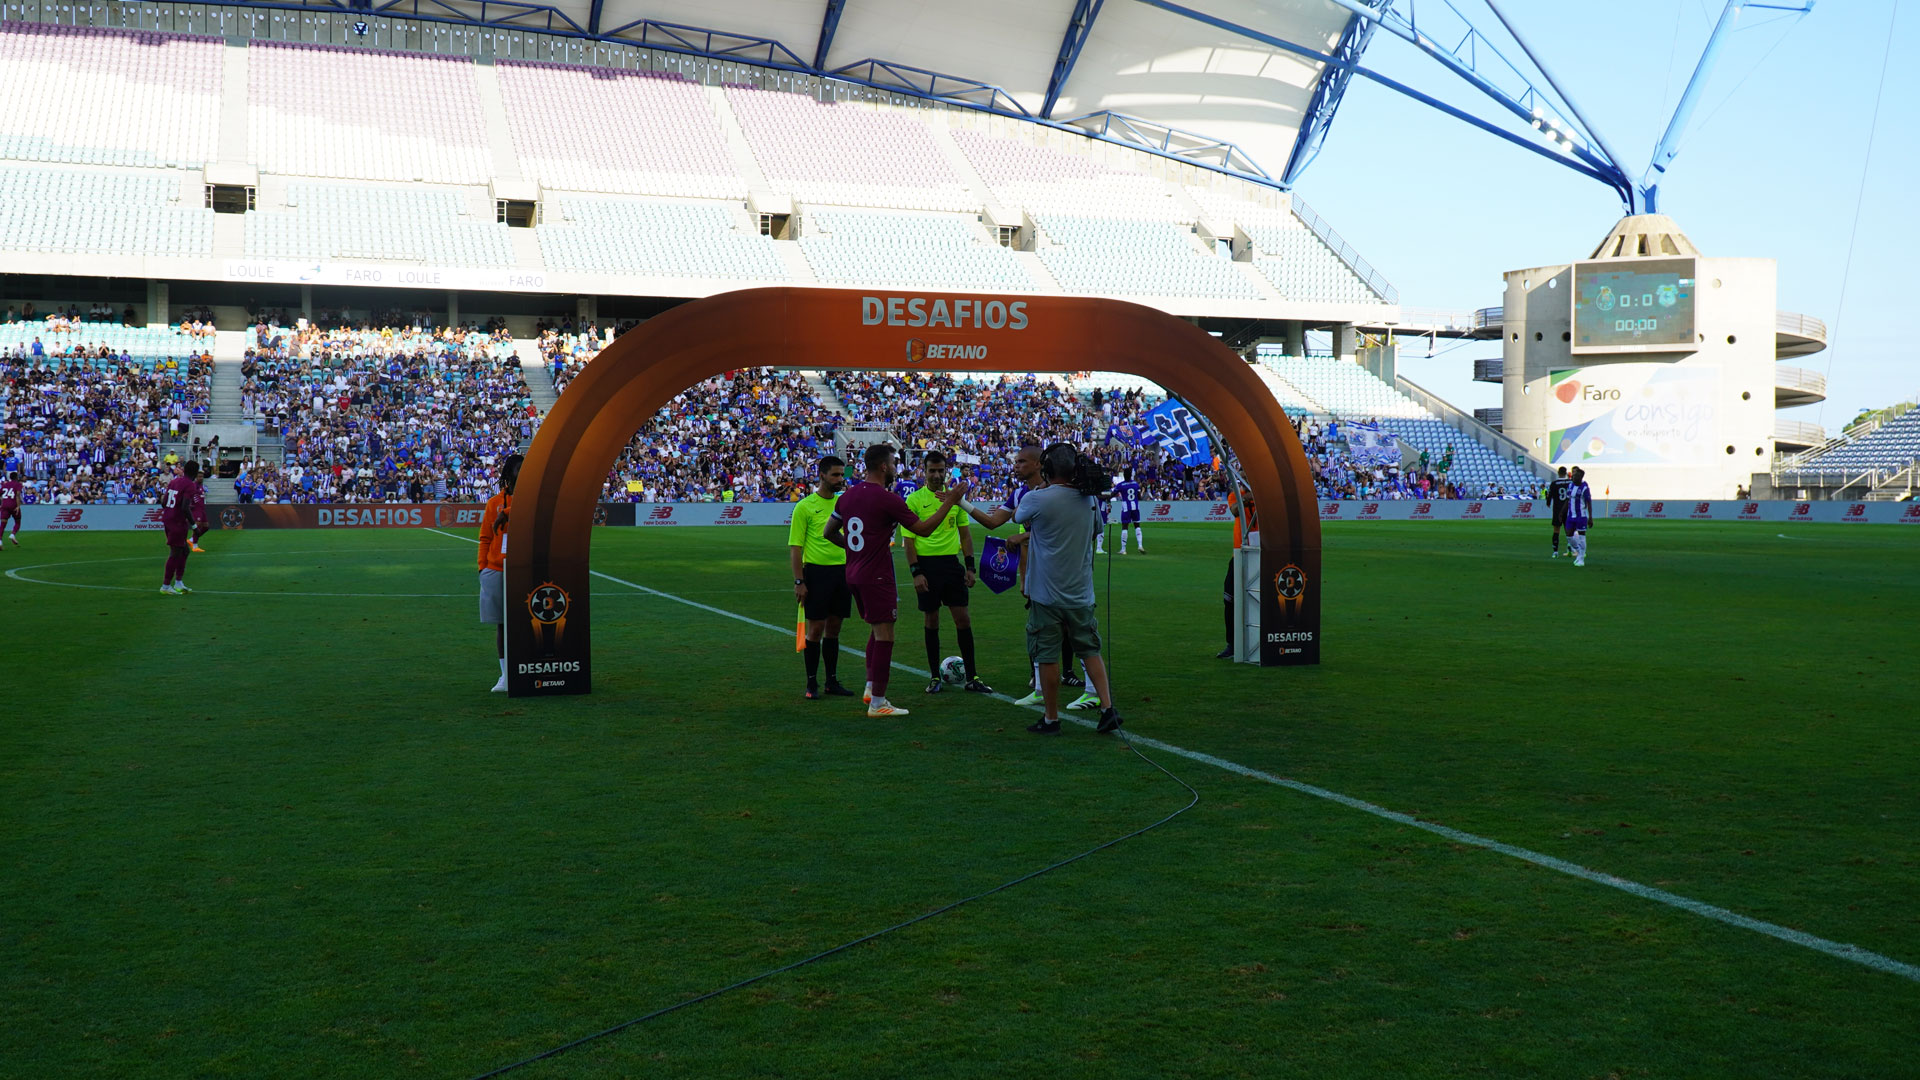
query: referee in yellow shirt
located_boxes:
[789,455,856,700]
[905,450,991,695]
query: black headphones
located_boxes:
[1042,442,1078,481]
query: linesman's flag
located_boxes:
[796,604,806,651]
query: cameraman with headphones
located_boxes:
[971,442,1123,736]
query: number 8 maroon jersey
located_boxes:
[830,480,917,587]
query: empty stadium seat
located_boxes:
[0,167,213,257]
[497,62,746,200]
[726,87,975,212]
[536,196,787,280]
[0,23,222,169]
[246,182,513,267]
[798,208,1033,291]
[1036,215,1258,300]
[248,42,491,184]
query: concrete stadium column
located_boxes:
[146,281,168,328]
[299,285,312,321]
[576,296,597,324]
[1284,320,1304,357]
[1334,323,1357,365]
[448,290,460,326]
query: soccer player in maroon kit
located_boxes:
[0,470,22,546]
[160,461,209,595]
[825,444,968,717]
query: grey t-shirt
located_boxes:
[1013,483,1099,608]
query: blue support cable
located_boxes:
[813,0,845,70]
[1639,0,1815,212]
[1042,0,1105,119]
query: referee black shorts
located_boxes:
[802,562,852,621]
[913,553,970,613]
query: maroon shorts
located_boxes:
[0,505,17,525]
[165,523,191,547]
[849,581,899,625]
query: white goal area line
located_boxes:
[426,527,1919,984]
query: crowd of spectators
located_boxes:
[599,368,839,502]
[0,353,209,504]
[235,321,535,503]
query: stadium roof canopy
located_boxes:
[343,0,1388,188]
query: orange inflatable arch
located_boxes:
[504,287,1320,695]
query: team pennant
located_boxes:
[978,536,1020,594]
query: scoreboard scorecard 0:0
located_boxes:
[1570,257,1697,354]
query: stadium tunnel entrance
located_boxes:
[504,287,1320,696]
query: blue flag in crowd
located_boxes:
[978,536,1021,594]
[1137,400,1212,467]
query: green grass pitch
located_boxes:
[3,521,1916,1078]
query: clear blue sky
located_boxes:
[1294,0,1916,434]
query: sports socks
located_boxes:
[957,626,976,678]
[821,637,840,681]
[869,638,894,698]
[804,638,821,683]
[924,625,941,675]
[1134,525,1145,550]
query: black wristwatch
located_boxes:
[908,565,923,578]
[793,577,804,585]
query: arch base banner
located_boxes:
[504,288,1322,695]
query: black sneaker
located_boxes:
[1215,648,1234,660]
[1096,708,1124,734]
[1027,719,1063,736]
[805,682,822,700]
[962,677,995,694]
[924,677,946,695]
[1061,673,1086,689]
[823,680,857,697]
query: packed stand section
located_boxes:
[497,63,746,200]
[236,323,534,502]
[247,42,490,184]
[0,347,211,505]
[0,23,222,169]
[0,166,214,258]
[246,182,513,267]
[599,369,839,502]
[725,87,974,212]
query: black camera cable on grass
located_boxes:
[464,536,1197,1080]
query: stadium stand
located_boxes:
[1783,409,1920,476]
[725,86,974,211]
[600,369,839,503]
[1035,215,1259,300]
[798,209,1034,291]
[0,352,210,504]
[246,182,514,267]
[237,324,533,503]
[496,63,747,200]
[0,310,210,361]
[247,42,491,184]
[1248,224,1381,306]
[537,196,787,280]
[0,23,222,169]
[1260,352,1539,495]
[0,167,213,257]
[952,129,1189,221]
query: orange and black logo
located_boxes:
[592,505,608,526]
[220,506,246,530]
[1275,564,1307,602]
[905,338,928,364]
[528,583,569,624]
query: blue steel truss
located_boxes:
[828,58,1030,115]
[1279,0,1382,186]
[812,0,845,70]
[1064,111,1268,178]
[1042,0,1104,119]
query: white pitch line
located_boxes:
[435,528,1920,984]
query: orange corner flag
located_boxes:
[796,604,806,652]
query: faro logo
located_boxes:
[54,508,82,522]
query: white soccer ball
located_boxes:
[940,656,967,685]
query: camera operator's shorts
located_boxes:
[802,562,852,621]
[478,569,505,624]
[913,554,969,613]
[1026,601,1101,665]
